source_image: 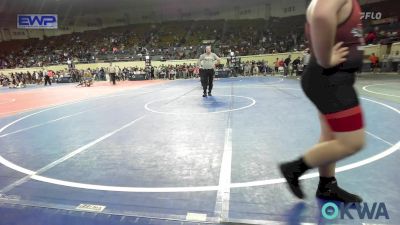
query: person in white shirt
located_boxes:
[302,48,311,70]
[108,63,117,85]
[198,46,221,97]
[34,71,40,85]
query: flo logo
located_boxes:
[361,12,382,20]
[321,202,390,220]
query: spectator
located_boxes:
[0,73,9,86]
[284,55,291,77]
[292,56,301,76]
[274,58,279,75]
[169,67,176,80]
[244,61,251,76]
[369,53,379,73]
[365,30,377,45]
[388,50,400,72]
[44,69,51,86]
[193,65,200,78]
[188,64,194,78]
[302,49,311,70]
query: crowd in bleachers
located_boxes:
[364,26,400,45]
[0,16,308,69]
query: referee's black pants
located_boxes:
[200,69,214,94]
[110,73,116,85]
[44,75,51,86]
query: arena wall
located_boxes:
[390,42,400,53]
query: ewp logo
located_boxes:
[17,14,58,29]
[321,202,390,220]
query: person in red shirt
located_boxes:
[273,58,280,75]
[278,58,284,67]
[365,31,376,45]
[194,66,200,78]
[44,70,52,86]
[369,53,379,73]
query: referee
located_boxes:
[108,63,117,85]
[198,46,221,97]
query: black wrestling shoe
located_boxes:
[208,92,212,96]
[316,178,363,203]
[203,93,207,97]
[279,162,305,199]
